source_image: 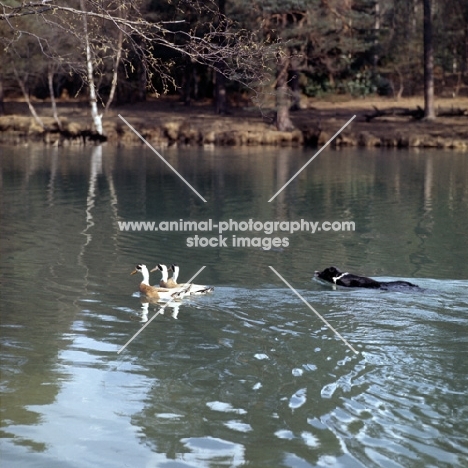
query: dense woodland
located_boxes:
[1,0,467,134]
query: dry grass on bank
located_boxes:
[1,95,467,149]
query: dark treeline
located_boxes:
[0,0,467,133]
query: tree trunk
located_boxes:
[423,0,435,120]
[104,28,123,114]
[394,66,404,100]
[137,57,147,102]
[373,1,380,67]
[215,70,227,114]
[81,0,103,134]
[214,0,227,115]
[181,59,193,106]
[0,77,5,116]
[48,67,62,130]
[465,22,468,77]
[13,67,45,129]
[275,52,295,131]
[289,55,300,111]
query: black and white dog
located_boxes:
[314,266,420,290]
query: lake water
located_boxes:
[1,144,467,467]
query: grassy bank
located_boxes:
[1,96,467,149]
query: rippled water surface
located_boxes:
[1,145,468,467]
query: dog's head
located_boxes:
[314,266,343,283]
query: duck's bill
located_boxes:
[130,270,137,275]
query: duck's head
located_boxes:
[150,264,167,273]
[131,264,146,275]
[169,264,179,272]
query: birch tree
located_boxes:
[79,0,102,134]
[1,0,271,135]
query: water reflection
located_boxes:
[1,146,467,467]
[2,147,467,284]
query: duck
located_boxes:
[131,264,189,301]
[152,264,177,288]
[155,263,214,295]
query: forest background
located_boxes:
[1,0,467,147]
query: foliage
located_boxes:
[303,69,381,98]
[0,0,272,101]
[1,0,468,120]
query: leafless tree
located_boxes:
[423,0,435,120]
[1,0,272,134]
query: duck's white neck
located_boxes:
[171,265,180,282]
[140,265,150,285]
[159,265,169,282]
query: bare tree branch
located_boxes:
[0,1,271,87]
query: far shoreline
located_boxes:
[0,96,467,150]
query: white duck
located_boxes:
[153,263,214,295]
[152,263,176,288]
[131,264,189,301]
[172,264,215,294]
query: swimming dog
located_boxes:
[314,266,420,290]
